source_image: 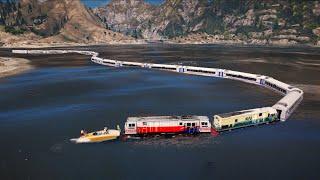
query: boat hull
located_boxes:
[70,129,120,143]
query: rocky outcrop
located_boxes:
[93,0,155,38]
[0,0,131,43]
[313,27,320,36]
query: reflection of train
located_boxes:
[124,116,211,136]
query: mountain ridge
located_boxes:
[94,0,320,45]
[1,0,320,46]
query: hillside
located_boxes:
[0,0,132,47]
[94,0,320,45]
[1,0,320,46]
[93,0,155,38]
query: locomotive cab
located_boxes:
[125,122,137,135]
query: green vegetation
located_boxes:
[5,26,25,35]
[0,25,5,32]
[236,26,261,36]
[305,23,319,30]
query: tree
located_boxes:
[12,0,16,11]
[273,18,279,30]
[28,3,32,13]
[16,10,22,25]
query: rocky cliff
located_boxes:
[94,0,320,45]
[93,0,155,38]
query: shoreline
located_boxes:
[1,40,319,49]
[0,57,33,79]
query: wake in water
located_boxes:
[127,134,219,148]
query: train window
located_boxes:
[143,122,147,126]
[179,122,183,126]
[132,124,135,127]
[235,119,238,123]
[192,123,196,127]
[201,122,208,127]
[187,123,191,127]
[221,125,228,129]
[259,113,262,116]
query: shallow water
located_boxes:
[0,45,319,179]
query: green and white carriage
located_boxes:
[213,107,278,131]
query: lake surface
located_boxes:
[0,45,319,179]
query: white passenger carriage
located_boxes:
[262,77,292,94]
[224,70,259,84]
[184,66,218,77]
[149,64,178,72]
[272,89,303,121]
[121,61,144,67]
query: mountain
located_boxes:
[94,0,320,45]
[1,0,320,46]
[137,0,224,39]
[93,0,155,38]
[0,0,131,45]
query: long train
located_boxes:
[12,49,303,132]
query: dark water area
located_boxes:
[0,45,319,179]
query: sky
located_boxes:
[81,0,163,8]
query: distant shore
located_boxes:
[1,40,319,49]
[0,57,33,78]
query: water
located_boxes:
[0,45,319,179]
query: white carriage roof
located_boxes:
[265,77,292,89]
[275,90,302,107]
[216,107,275,118]
[126,115,209,122]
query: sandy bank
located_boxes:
[0,57,33,78]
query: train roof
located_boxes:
[265,77,293,90]
[126,116,209,122]
[274,90,302,108]
[225,70,260,78]
[215,107,276,118]
[185,66,218,71]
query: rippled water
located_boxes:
[0,45,319,179]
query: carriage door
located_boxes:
[178,67,184,73]
[184,122,191,131]
[276,109,282,120]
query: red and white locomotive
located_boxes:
[124,116,211,135]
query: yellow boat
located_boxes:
[70,126,121,143]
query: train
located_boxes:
[13,50,304,135]
[124,107,282,136]
[91,56,304,121]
